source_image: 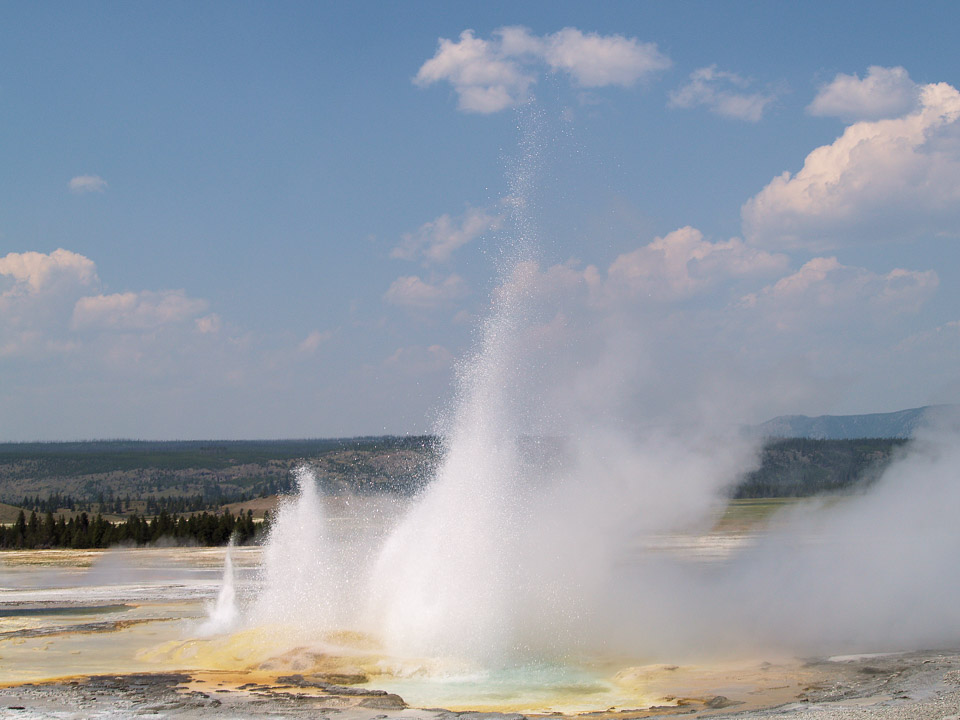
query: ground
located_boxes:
[2,650,959,719]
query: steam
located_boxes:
[234,352,960,668]
[735,406,960,653]
[216,108,960,676]
[581,406,960,660]
[361,109,760,664]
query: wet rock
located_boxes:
[277,674,390,697]
[358,694,407,710]
[705,695,735,708]
[84,673,191,691]
[317,673,369,685]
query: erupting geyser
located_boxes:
[199,538,238,636]
[251,466,339,631]
[197,108,960,712]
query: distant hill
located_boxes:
[0,502,25,524]
[0,436,438,509]
[755,405,956,440]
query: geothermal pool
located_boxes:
[0,498,816,714]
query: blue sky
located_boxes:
[2,1,960,440]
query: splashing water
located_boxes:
[250,466,339,633]
[199,539,238,636]
[363,112,552,665]
[239,109,752,670]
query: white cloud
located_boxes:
[487,228,789,314]
[0,249,215,366]
[299,329,333,353]
[415,29,535,113]
[542,28,671,88]
[743,80,960,250]
[393,206,502,264]
[415,26,670,114]
[606,226,788,300]
[669,65,775,122]
[383,274,468,310]
[739,257,939,331]
[0,248,98,296]
[808,66,920,121]
[0,249,100,357]
[68,175,108,194]
[72,290,208,331]
[479,241,946,428]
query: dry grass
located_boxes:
[0,501,26,524]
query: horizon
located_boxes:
[0,403,949,445]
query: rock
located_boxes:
[705,695,734,708]
[317,673,369,685]
[358,694,407,710]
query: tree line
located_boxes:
[732,437,907,498]
[0,508,267,549]
[15,489,287,516]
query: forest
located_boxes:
[0,435,908,549]
[0,507,263,549]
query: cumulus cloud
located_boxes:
[606,226,788,300]
[0,249,101,357]
[68,175,108,194]
[1,248,214,365]
[541,27,672,87]
[743,80,960,250]
[474,228,941,428]
[415,26,670,113]
[384,274,468,310]
[0,248,98,296]
[487,228,791,317]
[808,66,920,121]
[72,290,209,331]
[669,65,775,122]
[415,29,535,113]
[739,257,939,331]
[392,207,502,264]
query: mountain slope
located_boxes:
[756,405,956,439]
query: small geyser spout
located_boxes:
[199,538,238,636]
[250,466,337,632]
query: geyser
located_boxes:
[233,110,759,672]
[214,108,960,709]
[199,538,238,636]
[251,466,339,631]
